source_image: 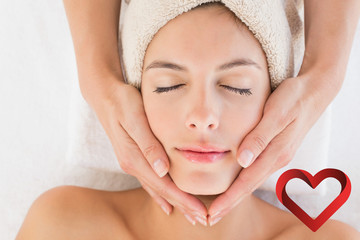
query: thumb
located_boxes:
[121,107,170,178]
[237,112,288,168]
[116,84,170,178]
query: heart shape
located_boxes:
[276,168,351,232]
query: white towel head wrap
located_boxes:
[120,0,305,92]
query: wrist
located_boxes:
[79,72,126,107]
[297,66,343,111]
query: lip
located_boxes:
[176,146,230,164]
[177,145,229,153]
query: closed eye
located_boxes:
[153,84,185,93]
[153,84,252,96]
[219,85,252,96]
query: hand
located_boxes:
[207,70,340,225]
[82,77,208,223]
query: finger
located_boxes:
[119,97,170,178]
[140,173,208,223]
[111,123,208,219]
[236,107,295,168]
[139,180,172,216]
[142,179,206,226]
[177,206,199,226]
[209,126,297,222]
[209,155,273,220]
[145,174,208,221]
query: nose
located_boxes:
[185,90,219,132]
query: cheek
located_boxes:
[143,97,177,143]
[225,99,266,145]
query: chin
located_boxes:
[180,184,227,195]
[169,169,234,195]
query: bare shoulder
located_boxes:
[316,219,360,240]
[274,218,360,240]
[16,185,140,240]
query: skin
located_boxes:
[15,187,360,240]
[16,5,360,240]
[62,0,360,222]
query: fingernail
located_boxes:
[153,159,167,177]
[211,211,221,219]
[209,216,222,226]
[238,149,254,168]
[192,211,207,221]
[161,204,170,216]
[195,216,207,226]
[184,214,196,226]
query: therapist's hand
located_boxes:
[207,68,342,225]
[84,77,208,223]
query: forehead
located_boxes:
[143,6,267,70]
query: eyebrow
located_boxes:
[144,58,262,72]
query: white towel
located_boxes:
[66,0,330,195]
[121,0,304,90]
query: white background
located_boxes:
[0,1,359,239]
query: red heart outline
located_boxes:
[276,168,351,232]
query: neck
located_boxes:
[145,192,265,240]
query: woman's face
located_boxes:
[141,5,271,195]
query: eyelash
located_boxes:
[153,84,252,96]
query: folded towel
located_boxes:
[120,0,304,91]
[66,0,330,195]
